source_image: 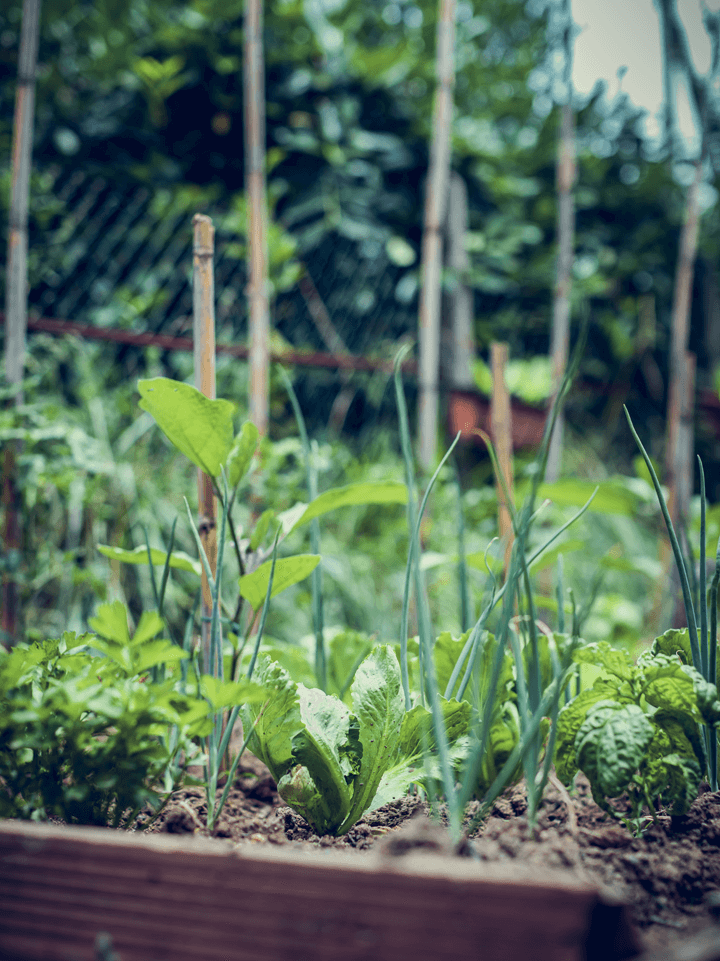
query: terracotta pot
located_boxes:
[448,390,547,450]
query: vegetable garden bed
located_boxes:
[3,758,720,961]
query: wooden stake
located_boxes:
[666,160,702,530]
[192,214,217,671]
[490,344,515,570]
[245,0,270,437]
[2,0,41,646]
[418,0,456,471]
[546,0,576,483]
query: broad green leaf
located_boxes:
[327,629,374,700]
[398,697,470,759]
[646,751,701,816]
[284,482,407,532]
[339,645,405,833]
[276,502,309,537]
[137,378,235,477]
[249,509,275,551]
[537,479,639,516]
[227,421,259,488]
[277,765,325,825]
[574,642,635,682]
[650,628,693,666]
[575,701,653,799]
[528,538,585,575]
[640,654,707,721]
[371,759,420,810]
[433,631,470,698]
[555,684,624,784]
[89,601,130,646]
[239,554,320,610]
[241,657,303,781]
[97,544,201,576]
[474,703,522,797]
[650,709,705,773]
[287,684,357,833]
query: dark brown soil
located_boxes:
[137,756,720,956]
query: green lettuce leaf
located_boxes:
[338,645,405,833]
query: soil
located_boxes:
[135,756,720,957]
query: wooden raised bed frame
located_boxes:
[0,820,641,961]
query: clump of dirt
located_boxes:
[139,756,720,955]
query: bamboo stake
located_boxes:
[490,343,514,571]
[545,0,576,483]
[244,0,270,437]
[666,161,702,530]
[193,214,217,672]
[418,0,456,471]
[445,172,474,390]
[4,0,40,400]
[2,0,41,646]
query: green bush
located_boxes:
[0,628,209,825]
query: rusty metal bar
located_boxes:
[8,314,408,375]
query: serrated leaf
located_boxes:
[227,421,259,488]
[88,601,130,646]
[130,611,166,647]
[239,554,320,610]
[97,544,201,576]
[137,378,235,477]
[132,639,188,674]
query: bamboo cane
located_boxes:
[490,343,515,572]
[545,0,576,484]
[192,214,217,672]
[2,0,41,646]
[418,0,456,471]
[244,0,270,437]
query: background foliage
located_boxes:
[2,0,720,650]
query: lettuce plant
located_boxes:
[555,633,720,830]
[242,645,407,835]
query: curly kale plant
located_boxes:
[556,632,720,830]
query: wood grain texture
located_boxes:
[0,821,638,961]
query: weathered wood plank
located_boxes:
[0,821,638,961]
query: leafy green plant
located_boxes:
[626,409,720,789]
[0,625,210,825]
[555,634,720,832]
[242,645,406,835]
